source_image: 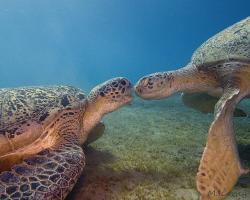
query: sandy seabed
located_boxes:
[66,94,250,200]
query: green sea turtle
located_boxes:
[0,77,133,199]
[135,17,250,199]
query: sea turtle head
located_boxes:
[135,72,176,99]
[81,77,133,143]
[88,77,133,114]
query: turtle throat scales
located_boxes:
[82,101,103,143]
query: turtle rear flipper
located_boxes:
[197,83,250,200]
[0,136,85,200]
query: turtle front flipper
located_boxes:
[85,122,105,145]
[0,136,85,200]
[181,93,247,117]
[181,93,219,114]
[197,83,250,200]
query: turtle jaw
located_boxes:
[135,85,170,99]
[121,85,134,105]
[135,86,166,99]
[121,93,133,105]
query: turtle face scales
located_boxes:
[88,77,133,114]
[135,72,175,99]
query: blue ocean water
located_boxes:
[0,0,249,90]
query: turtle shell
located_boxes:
[0,86,86,154]
[192,17,250,67]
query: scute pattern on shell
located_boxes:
[0,139,85,200]
[192,17,250,67]
[0,86,86,139]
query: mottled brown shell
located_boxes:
[192,17,250,67]
[0,86,86,151]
